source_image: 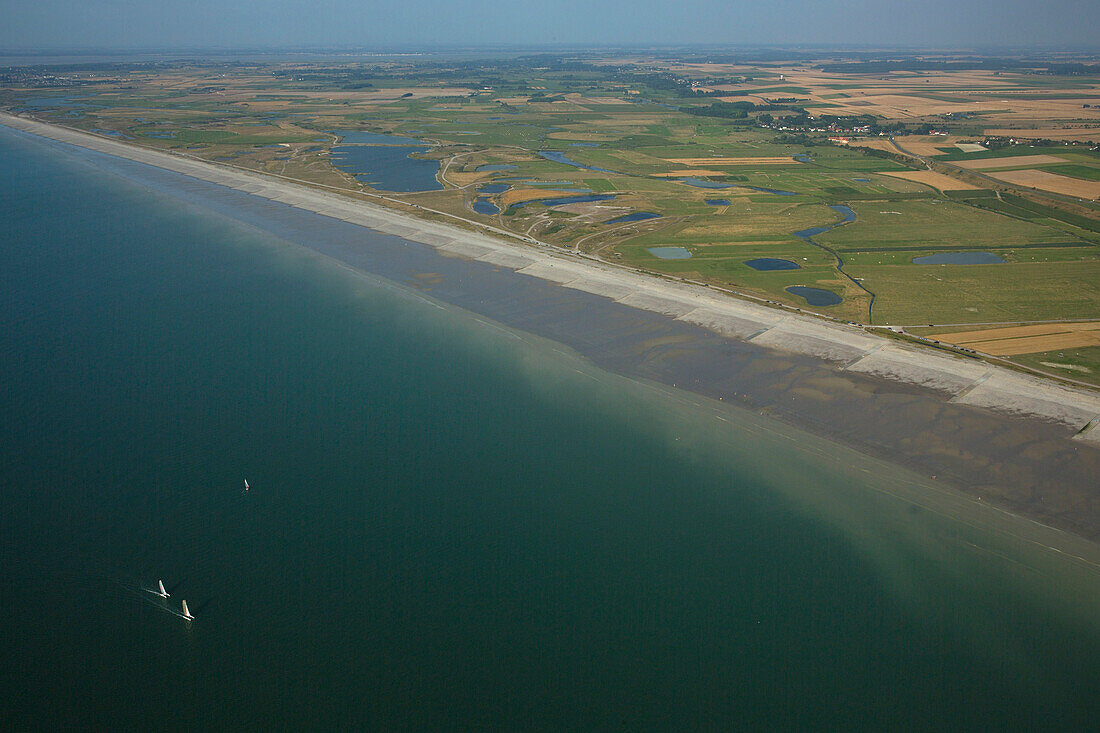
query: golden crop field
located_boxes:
[955,155,1067,170]
[879,171,982,191]
[934,323,1100,355]
[985,169,1100,199]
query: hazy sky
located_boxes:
[1,0,1097,50]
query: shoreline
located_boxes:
[3,112,1100,541]
[4,112,1097,438]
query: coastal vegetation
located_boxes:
[3,50,1097,381]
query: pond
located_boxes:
[647,247,692,259]
[329,145,443,192]
[747,186,797,196]
[476,164,518,172]
[705,199,731,206]
[786,286,842,306]
[913,251,1006,265]
[479,183,510,194]
[605,212,661,225]
[745,258,801,271]
[511,194,616,209]
[853,178,870,182]
[537,150,618,174]
[679,178,796,195]
[472,197,500,215]
[569,142,601,147]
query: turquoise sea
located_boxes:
[2,126,1100,729]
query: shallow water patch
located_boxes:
[786,286,842,306]
[473,197,500,215]
[647,246,692,259]
[746,258,800,271]
[537,150,618,174]
[605,212,661,225]
[511,194,616,209]
[330,145,442,192]
[913,251,1005,265]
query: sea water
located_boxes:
[1,126,1099,729]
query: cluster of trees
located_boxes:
[527,91,566,102]
[983,136,1100,150]
[683,101,756,118]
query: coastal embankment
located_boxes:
[3,111,1099,540]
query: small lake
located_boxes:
[473,197,500,215]
[680,178,735,189]
[749,186,797,196]
[537,151,618,174]
[512,194,616,209]
[329,145,443,192]
[476,164,518,172]
[913,251,1006,265]
[793,154,813,162]
[569,142,601,147]
[705,199,731,206]
[647,247,692,259]
[786,286,842,306]
[854,178,870,182]
[680,178,796,195]
[479,183,510,194]
[745,258,800,271]
[605,212,661,225]
[331,130,424,145]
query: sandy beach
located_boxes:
[3,111,1100,539]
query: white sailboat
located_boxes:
[244,479,250,492]
[181,600,194,621]
[146,579,169,599]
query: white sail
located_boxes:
[157,580,168,598]
[244,479,249,491]
[181,600,193,620]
